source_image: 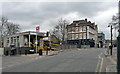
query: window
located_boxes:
[83,26,86,32]
[72,34,74,40]
[79,33,82,39]
[79,27,82,32]
[72,27,75,33]
[11,37,13,44]
[83,33,86,39]
[76,34,79,39]
[76,23,78,26]
[68,34,71,40]
[76,27,78,33]
[7,38,9,47]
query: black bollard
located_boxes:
[39,49,42,55]
[25,50,27,55]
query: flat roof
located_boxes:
[5,31,47,37]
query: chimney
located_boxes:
[85,18,87,22]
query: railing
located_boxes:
[57,44,77,50]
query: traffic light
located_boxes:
[46,32,49,37]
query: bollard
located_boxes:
[46,48,48,55]
[39,49,42,55]
[19,50,21,55]
[6,50,8,56]
[25,50,27,55]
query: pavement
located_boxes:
[104,47,117,72]
[2,48,106,72]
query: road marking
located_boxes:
[95,55,104,74]
[95,59,100,73]
[99,58,104,74]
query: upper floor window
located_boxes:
[79,27,82,32]
[76,23,78,26]
[83,26,86,32]
[76,27,79,32]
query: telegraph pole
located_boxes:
[117,0,120,73]
[111,25,113,55]
[108,23,113,55]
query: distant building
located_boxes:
[67,18,98,47]
[98,32,105,48]
[105,40,117,47]
[49,35,59,43]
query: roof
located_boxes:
[5,31,46,37]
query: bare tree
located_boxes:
[0,17,20,47]
[52,18,69,44]
[111,14,119,29]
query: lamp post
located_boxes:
[117,1,120,73]
[108,23,113,55]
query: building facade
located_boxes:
[67,18,98,47]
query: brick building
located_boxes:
[67,18,98,47]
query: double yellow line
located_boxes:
[95,58,104,74]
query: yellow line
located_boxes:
[95,59,100,74]
[95,60,100,72]
[99,58,104,74]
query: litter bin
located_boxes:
[25,50,28,55]
[6,50,8,56]
[39,49,42,55]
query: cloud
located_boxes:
[0,0,118,2]
[2,2,118,39]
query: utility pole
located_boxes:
[111,25,113,55]
[108,23,113,55]
[117,0,120,74]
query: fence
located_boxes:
[4,47,33,55]
[56,44,77,50]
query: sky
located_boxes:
[1,0,119,40]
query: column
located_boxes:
[16,37,17,47]
[29,35,30,47]
[36,34,37,53]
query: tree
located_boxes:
[111,14,119,30]
[51,18,69,44]
[0,17,20,47]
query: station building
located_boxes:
[4,31,47,54]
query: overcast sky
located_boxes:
[1,1,118,40]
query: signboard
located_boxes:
[36,25,40,32]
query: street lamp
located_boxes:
[117,1,120,74]
[108,23,113,55]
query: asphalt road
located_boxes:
[2,48,106,72]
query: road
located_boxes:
[2,48,106,72]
